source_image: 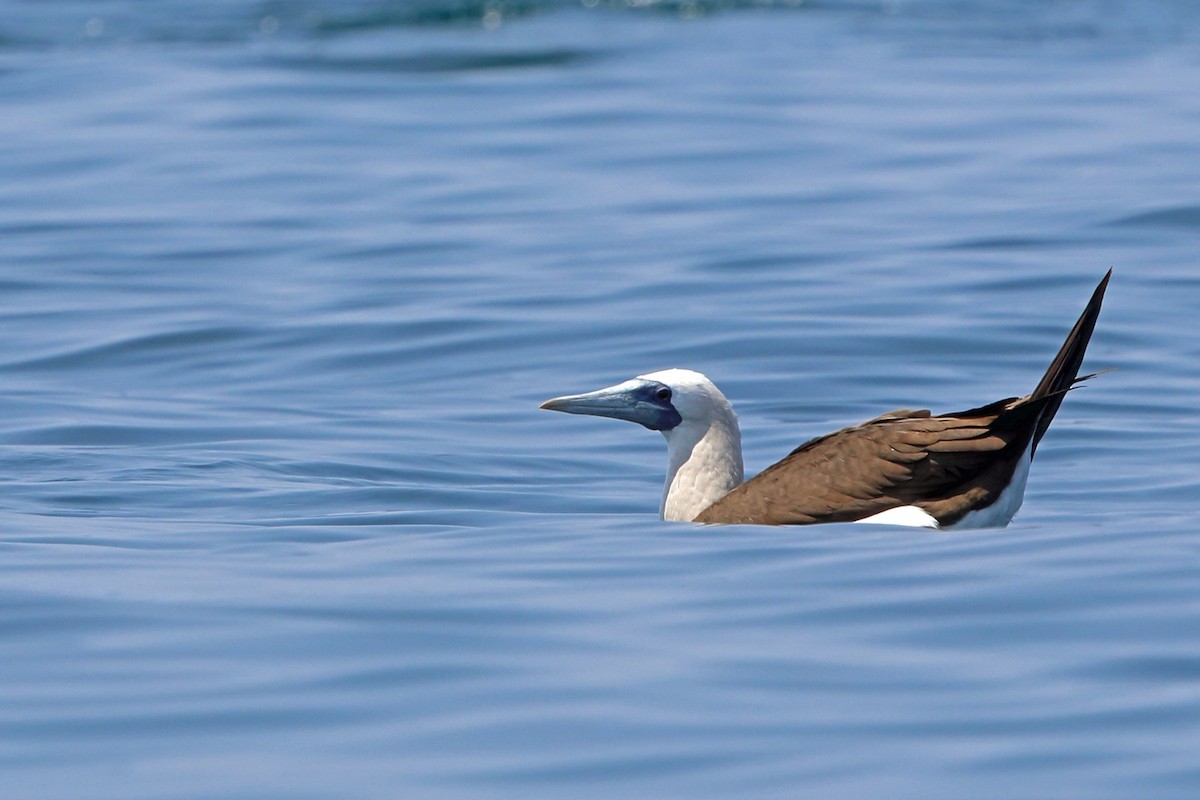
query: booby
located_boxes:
[540,271,1110,528]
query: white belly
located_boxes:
[853,505,939,529]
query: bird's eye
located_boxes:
[656,387,672,401]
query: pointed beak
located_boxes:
[539,379,682,432]
[540,381,643,422]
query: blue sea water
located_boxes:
[2,1,1199,797]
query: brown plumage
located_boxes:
[694,270,1110,527]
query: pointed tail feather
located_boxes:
[1029,269,1111,453]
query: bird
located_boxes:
[540,271,1110,529]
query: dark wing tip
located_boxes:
[1028,270,1112,451]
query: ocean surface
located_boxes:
[2,1,1199,798]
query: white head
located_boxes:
[540,368,744,521]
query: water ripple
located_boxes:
[2,3,1199,799]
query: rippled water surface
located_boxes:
[2,2,1199,798]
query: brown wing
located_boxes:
[693,396,1047,527]
[695,272,1110,527]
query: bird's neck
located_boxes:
[660,408,744,522]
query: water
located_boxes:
[2,1,1199,797]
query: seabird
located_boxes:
[540,271,1110,529]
